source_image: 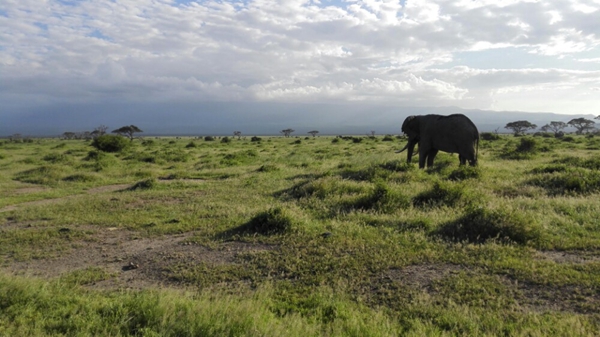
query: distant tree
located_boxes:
[567,118,595,134]
[540,121,568,136]
[280,128,295,137]
[307,130,319,137]
[504,121,537,136]
[596,115,600,120]
[112,125,143,141]
[370,130,376,137]
[62,132,76,140]
[9,134,22,142]
[233,131,242,139]
[91,125,109,139]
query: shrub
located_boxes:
[382,135,394,141]
[331,138,340,143]
[15,166,63,185]
[528,169,600,195]
[241,207,296,235]
[352,138,363,143]
[480,132,500,141]
[257,164,279,172]
[43,153,69,163]
[413,181,471,208]
[437,206,542,244]
[221,137,231,143]
[378,160,414,173]
[92,135,129,152]
[500,137,538,160]
[293,139,302,144]
[62,173,98,182]
[204,136,215,141]
[352,180,410,212]
[251,136,262,142]
[185,141,197,148]
[448,166,481,181]
[562,136,575,142]
[128,178,157,191]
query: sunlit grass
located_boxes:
[1,135,600,334]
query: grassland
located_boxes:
[1,133,600,336]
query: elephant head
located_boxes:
[397,115,420,163]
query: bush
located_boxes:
[251,136,262,142]
[62,173,98,182]
[221,137,231,143]
[257,164,279,172]
[352,138,363,143]
[528,168,600,195]
[448,166,481,181]
[331,138,340,143]
[480,132,500,141]
[185,141,197,148]
[351,180,410,212]
[128,178,157,191]
[562,136,575,142]
[15,166,63,185]
[43,153,69,163]
[92,135,129,153]
[378,160,414,173]
[382,135,394,141]
[204,136,215,141]
[437,206,542,244]
[412,181,471,208]
[241,207,296,235]
[500,137,538,160]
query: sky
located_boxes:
[1,0,600,135]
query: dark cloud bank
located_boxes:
[1,102,593,137]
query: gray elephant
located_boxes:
[397,114,479,169]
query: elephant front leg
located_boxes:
[426,149,439,167]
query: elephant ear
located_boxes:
[402,115,419,134]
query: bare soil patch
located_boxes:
[535,250,600,264]
[1,226,275,290]
[383,263,465,289]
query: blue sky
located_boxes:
[1,0,599,134]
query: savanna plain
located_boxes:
[1,133,600,336]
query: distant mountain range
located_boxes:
[1,101,596,137]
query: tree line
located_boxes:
[504,116,600,136]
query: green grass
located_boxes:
[1,135,600,335]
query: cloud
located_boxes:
[0,0,599,116]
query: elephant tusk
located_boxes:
[395,143,409,153]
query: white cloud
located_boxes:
[0,0,599,115]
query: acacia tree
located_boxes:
[112,125,143,141]
[91,125,109,139]
[567,118,595,134]
[280,128,295,137]
[233,131,242,139]
[307,130,319,137]
[504,121,537,136]
[540,121,567,136]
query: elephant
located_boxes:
[397,114,479,169]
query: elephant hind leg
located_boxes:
[459,155,467,165]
